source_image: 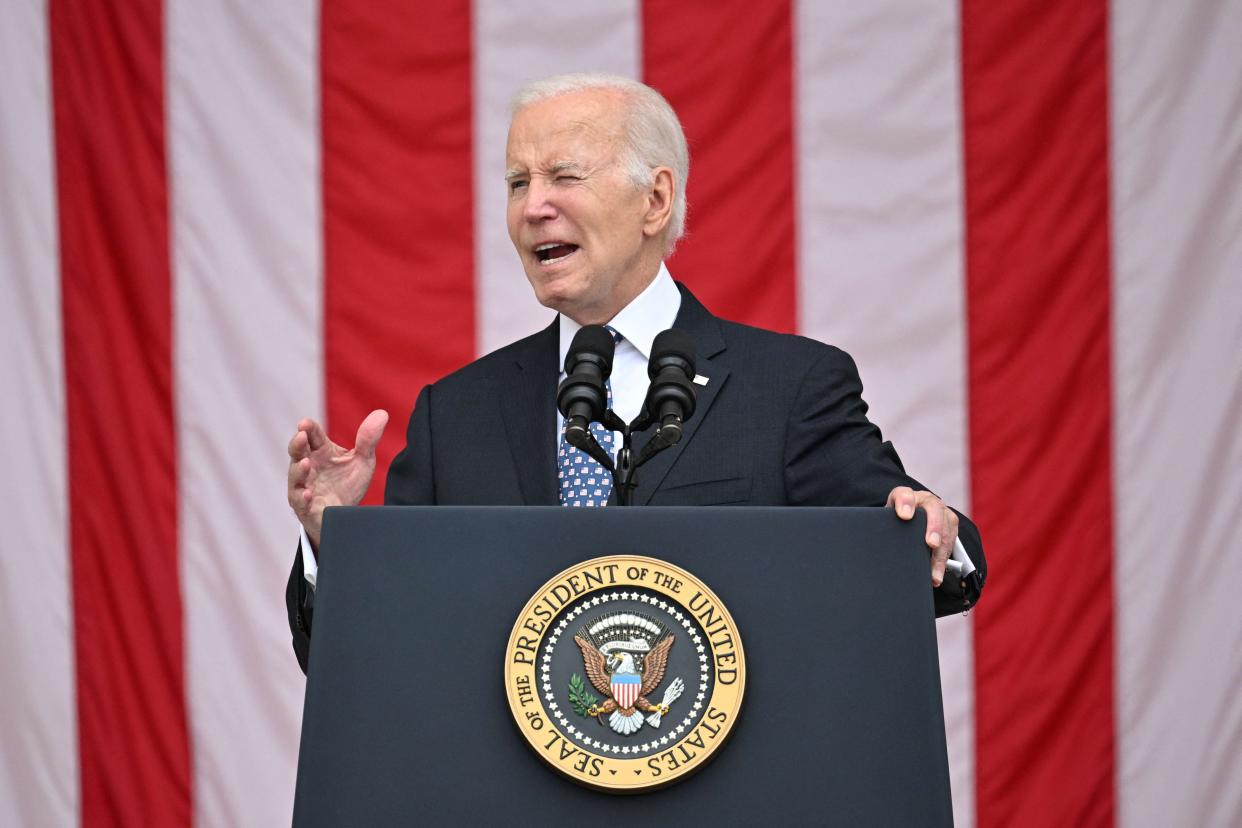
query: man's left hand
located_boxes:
[886,486,959,587]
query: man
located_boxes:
[285,74,985,672]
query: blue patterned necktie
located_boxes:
[558,327,621,507]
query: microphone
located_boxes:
[645,329,697,445]
[557,325,615,445]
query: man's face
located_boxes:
[505,89,657,325]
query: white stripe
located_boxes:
[167,1,322,824]
[0,2,78,824]
[473,0,641,356]
[793,2,975,823]
[1110,2,1242,825]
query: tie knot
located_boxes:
[604,325,623,345]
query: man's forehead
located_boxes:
[506,91,626,164]
[506,123,620,171]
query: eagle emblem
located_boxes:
[572,612,685,735]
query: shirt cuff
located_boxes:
[944,536,975,577]
[300,525,318,589]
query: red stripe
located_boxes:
[49,0,191,824]
[321,0,475,502]
[641,0,798,333]
[961,1,1116,824]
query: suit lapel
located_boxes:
[633,285,729,505]
[498,319,560,505]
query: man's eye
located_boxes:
[556,175,581,183]
[509,180,527,192]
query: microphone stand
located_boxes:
[567,407,681,507]
[561,326,695,507]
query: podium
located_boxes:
[293,506,953,826]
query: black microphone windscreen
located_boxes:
[565,325,615,374]
[649,328,695,376]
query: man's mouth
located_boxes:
[533,242,579,265]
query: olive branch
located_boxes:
[568,673,600,717]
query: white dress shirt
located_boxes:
[556,262,681,435]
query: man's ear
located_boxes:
[642,167,675,239]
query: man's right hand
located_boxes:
[287,410,389,548]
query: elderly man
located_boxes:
[285,74,985,671]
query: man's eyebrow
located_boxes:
[505,161,587,182]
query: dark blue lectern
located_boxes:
[293,506,953,826]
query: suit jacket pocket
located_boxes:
[654,475,752,506]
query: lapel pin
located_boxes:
[693,374,709,386]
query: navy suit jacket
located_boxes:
[287,284,986,671]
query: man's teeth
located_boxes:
[534,243,577,264]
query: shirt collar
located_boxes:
[557,263,681,370]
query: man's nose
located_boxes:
[521,179,558,222]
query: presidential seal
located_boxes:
[504,555,745,792]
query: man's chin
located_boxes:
[537,294,584,321]
[528,273,583,314]
[525,271,620,325]
[536,292,606,326]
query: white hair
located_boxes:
[510,73,690,253]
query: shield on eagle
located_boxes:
[611,672,642,709]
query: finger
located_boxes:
[354,409,389,459]
[300,418,329,451]
[292,486,322,541]
[902,491,944,584]
[930,533,952,586]
[922,501,958,587]
[291,485,322,523]
[939,509,960,588]
[287,428,309,460]
[943,508,960,550]
[921,500,945,586]
[289,486,309,516]
[919,495,947,550]
[288,455,311,490]
[288,458,313,513]
[886,486,916,519]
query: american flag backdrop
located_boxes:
[1,0,1240,825]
